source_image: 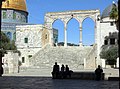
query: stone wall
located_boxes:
[2,51,19,74]
[18,48,41,67]
[16,25,43,48]
[84,44,97,69]
[100,17,118,47]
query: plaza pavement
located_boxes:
[0,68,119,89]
[0,76,119,89]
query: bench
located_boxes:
[108,77,119,81]
[71,72,104,80]
[52,71,104,80]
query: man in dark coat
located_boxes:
[95,65,103,81]
[52,62,60,78]
[0,66,3,77]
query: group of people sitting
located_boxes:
[51,62,73,79]
[51,62,103,80]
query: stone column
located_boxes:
[64,24,67,47]
[94,25,97,44]
[79,27,82,46]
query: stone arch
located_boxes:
[67,18,80,44]
[45,10,100,47]
[82,16,95,25]
[67,17,80,26]
[82,17,95,45]
[52,19,64,43]
[52,18,64,26]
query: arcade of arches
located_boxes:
[44,10,100,47]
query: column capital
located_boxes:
[94,25,97,28]
[79,27,82,30]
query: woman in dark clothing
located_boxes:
[61,64,65,78]
[65,65,71,78]
[0,66,3,77]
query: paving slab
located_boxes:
[0,76,119,89]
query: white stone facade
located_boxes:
[100,17,118,47]
[18,48,41,67]
[15,25,43,67]
[16,25,43,48]
[99,17,118,67]
[116,57,119,68]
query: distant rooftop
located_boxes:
[101,3,118,19]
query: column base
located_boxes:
[79,43,83,46]
[64,44,67,47]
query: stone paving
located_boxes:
[0,76,119,89]
[1,68,119,89]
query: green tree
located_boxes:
[110,3,119,30]
[100,46,118,66]
[0,32,20,57]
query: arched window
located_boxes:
[24,38,28,43]
[7,0,9,7]
[3,12,7,19]
[45,34,47,39]
[110,38,115,45]
[13,12,16,19]
[22,57,25,63]
[7,32,12,40]
[104,40,108,45]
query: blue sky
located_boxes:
[26,0,118,45]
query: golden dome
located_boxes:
[2,0,27,12]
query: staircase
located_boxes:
[29,45,94,71]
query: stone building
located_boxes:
[15,25,58,67]
[1,0,28,40]
[100,3,118,47]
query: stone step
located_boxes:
[30,45,93,70]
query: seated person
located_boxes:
[65,65,72,78]
[52,62,60,79]
[95,65,103,81]
[60,64,65,78]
